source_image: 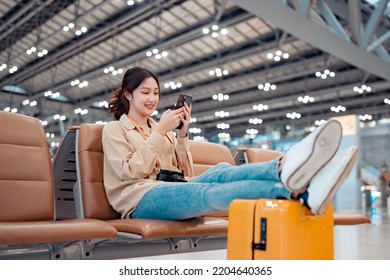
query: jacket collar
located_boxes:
[119,114,157,130]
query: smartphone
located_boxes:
[174,93,192,129]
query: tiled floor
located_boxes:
[132,206,390,260]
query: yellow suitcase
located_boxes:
[227,199,334,260]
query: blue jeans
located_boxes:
[131,159,291,220]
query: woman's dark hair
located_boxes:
[108,67,160,120]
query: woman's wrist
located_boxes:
[178,132,188,138]
[155,126,167,136]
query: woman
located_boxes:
[102,66,358,220]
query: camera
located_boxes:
[156,169,187,182]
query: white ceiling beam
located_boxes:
[348,0,362,46]
[361,0,389,48]
[233,0,390,81]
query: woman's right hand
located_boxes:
[155,108,184,135]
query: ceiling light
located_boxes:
[359,114,372,121]
[385,98,390,105]
[258,83,276,91]
[37,49,48,57]
[330,105,346,113]
[249,118,263,124]
[189,127,202,134]
[26,47,37,55]
[220,28,228,35]
[286,112,301,119]
[246,128,258,135]
[202,24,228,37]
[53,114,66,121]
[215,110,229,118]
[9,66,18,73]
[104,67,123,76]
[164,81,182,89]
[252,104,268,111]
[315,119,326,126]
[190,117,197,123]
[63,22,75,32]
[98,101,109,108]
[266,50,289,61]
[298,95,315,103]
[353,85,372,94]
[209,67,229,77]
[218,132,230,140]
[0,64,7,71]
[217,123,230,129]
[51,92,61,98]
[315,69,335,79]
[74,108,88,115]
[212,92,229,101]
[193,136,206,141]
[145,48,168,60]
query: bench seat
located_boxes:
[0,112,117,259]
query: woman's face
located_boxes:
[128,77,160,118]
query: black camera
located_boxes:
[156,169,187,182]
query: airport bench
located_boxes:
[0,112,117,260]
[52,124,228,259]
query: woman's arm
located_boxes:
[102,122,165,180]
[176,134,194,177]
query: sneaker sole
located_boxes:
[286,120,342,192]
[315,148,358,215]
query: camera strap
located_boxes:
[127,115,185,173]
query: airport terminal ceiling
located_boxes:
[0,0,389,144]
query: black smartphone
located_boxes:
[174,93,192,129]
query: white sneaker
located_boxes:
[281,119,342,192]
[305,146,359,215]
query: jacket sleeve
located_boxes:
[102,122,165,180]
[175,134,194,177]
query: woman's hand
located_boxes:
[155,108,185,136]
[178,102,191,138]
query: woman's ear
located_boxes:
[125,91,132,101]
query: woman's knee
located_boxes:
[216,162,232,168]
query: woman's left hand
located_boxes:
[178,102,191,138]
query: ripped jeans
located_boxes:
[131,159,291,220]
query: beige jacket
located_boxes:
[102,114,194,218]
